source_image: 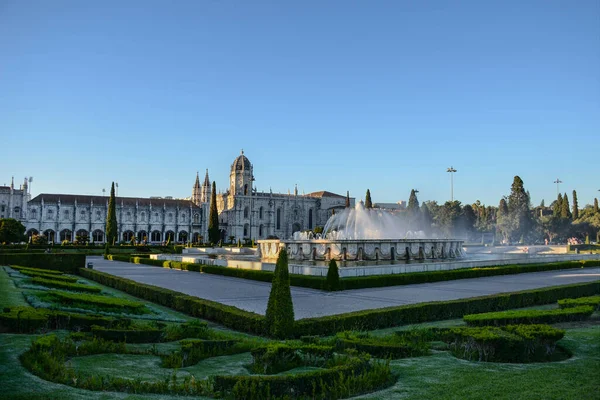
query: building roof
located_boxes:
[231,150,252,171]
[29,193,200,208]
[305,191,346,199]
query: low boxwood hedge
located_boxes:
[30,277,102,293]
[9,265,64,275]
[0,306,115,333]
[17,270,79,283]
[463,305,595,326]
[557,295,600,310]
[91,325,164,343]
[0,253,85,273]
[43,291,146,313]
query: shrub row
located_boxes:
[30,277,102,293]
[340,260,600,290]
[293,280,600,337]
[249,343,334,374]
[0,253,85,273]
[213,355,394,400]
[9,265,64,275]
[558,295,600,310]
[79,268,266,335]
[334,331,430,359]
[91,325,164,343]
[0,306,115,333]
[443,324,566,362]
[463,305,595,326]
[17,270,79,283]
[43,291,146,312]
[162,339,243,368]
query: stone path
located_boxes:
[88,256,600,320]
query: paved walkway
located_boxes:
[88,256,600,320]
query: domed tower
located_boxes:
[230,150,253,196]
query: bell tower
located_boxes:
[230,150,253,196]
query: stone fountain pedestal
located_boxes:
[257,239,465,262]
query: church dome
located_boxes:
[231,150,252,171]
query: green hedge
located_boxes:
[17,270,79,283]
[463,305,595,326]
[293,280,600,337]
[248,343,334,374]
[44,291,146,313]
[558,295,600,310]
[9,266,63,275]
[340,260,600,290]
[30,277,102,293]
[0,306,115,333]
[91,325,164,343]
[79,268,266,335]
[0,253,85,273]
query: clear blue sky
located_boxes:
[1,1,598,208]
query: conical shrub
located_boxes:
[265,248,295,338]
[325,259,340,291]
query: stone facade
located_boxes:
[208,151,352,242]
[8,151,350,244]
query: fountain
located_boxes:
[257,202,465,262]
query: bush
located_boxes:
[30,277,102,293]
[248,343,334,374]
[558,295,600,310]
[0,306,115,333]
[16,270,79,283]
[91,325,164,343]
[264,248,295,338]
[9,265,63,275]
[162,339,243,368]
[463,305,595,326]
[0,253,85,273]
[326,259,340,291]
[79,268,266,335]
[293,280,600,337]
[43,291,147,313]
[335,331,430,359]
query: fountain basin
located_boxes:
[257,239,465,261]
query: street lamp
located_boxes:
[446,167,457,201]
[553,179,562,197]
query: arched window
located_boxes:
[259,224,263,238]
[47,209,54,220]
[193,213,200,223]
[92,230,104,242]
[96,210,102,221]
[14,207,21,216]
[244,184,248,195]
[126,211,131,221]
[140,211,146,222]
[244,224,249,237]
[63,210,70,219]
[123,231,134,242]
[137,230,147,243]
[276,208,281,230]
[309,209,313,229]
[244,207,249,218]
[168,213,173,222]
[181,214,186,222]
[30,209,37,219]
[151,231,161,242]
[178,231,188,242]
[259,206,263,219]
[80,209,86,220]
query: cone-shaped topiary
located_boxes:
[208,181,220,244]
[365,189,373,209]
[325,259,340,291]
[265,248,295,338]
[105,182,118,245]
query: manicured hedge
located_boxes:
[17,270,79,283]
[0,253,85,273]
[91,325,164,343]
[44,291,146,312]
[9,266,63,275]
[463,305,595,326]
[558,295,600,310]
[293,280,600,337]
[31,277,102,293]
[340,260,600,290]
[79,268,266,335]
[0,306,115,333]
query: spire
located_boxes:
[194,171,201,188]
[10,176,14,190]
[203,169,210,186]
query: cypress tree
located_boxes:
[325,259,340,291]
[572,190,579,220]
[345,191,350,208]
[594,198,599,214]
[506,176,532,242]
[561,193,571,219]
[265,248,295,338]
[208,181,220,244]
[105,182,118,245]
[365,189,373,209]
[407,189,420,215]
[553,193,563,217]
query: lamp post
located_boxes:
[446,167,457,201]
[553,179,562,197]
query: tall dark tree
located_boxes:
[496,198,510,243]
[365,189,373,209]
[460,204,477,238]
[0,218,26,243]
[407,189,420,215]
[105,182,118,245]
[561,193,572,219]
[507,176,532,242]
[595,198,599,213]
[572,190,579,220]
[325,259,340,291]
[264,248,295,338]
[540,199,545,208]
[345,191,350,208]
[553,193,563,217]
[420,203,433,236]
[438,201,462,237]
[208,181,220,244]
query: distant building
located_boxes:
[373,201,407,211]
[7,151,353,244]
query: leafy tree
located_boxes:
[553,194,563,217]
[31,234,48,245]
[438,201,462,237]
[325,259,340,291]
[365,189,373,209]
[420,203,433,236]
[208,181,220,244]
[0,218,26,243]
[460,204,477,238]
[595,198,599,214]
[264,248,295,338]
[561,193,572,219]
[407,189,419,214]
[572,190,579,220]
[540,199,545,208]
[496,198,510,243]
[345,191,350,208]
[506,176,532,242]
[105,182,118,245]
